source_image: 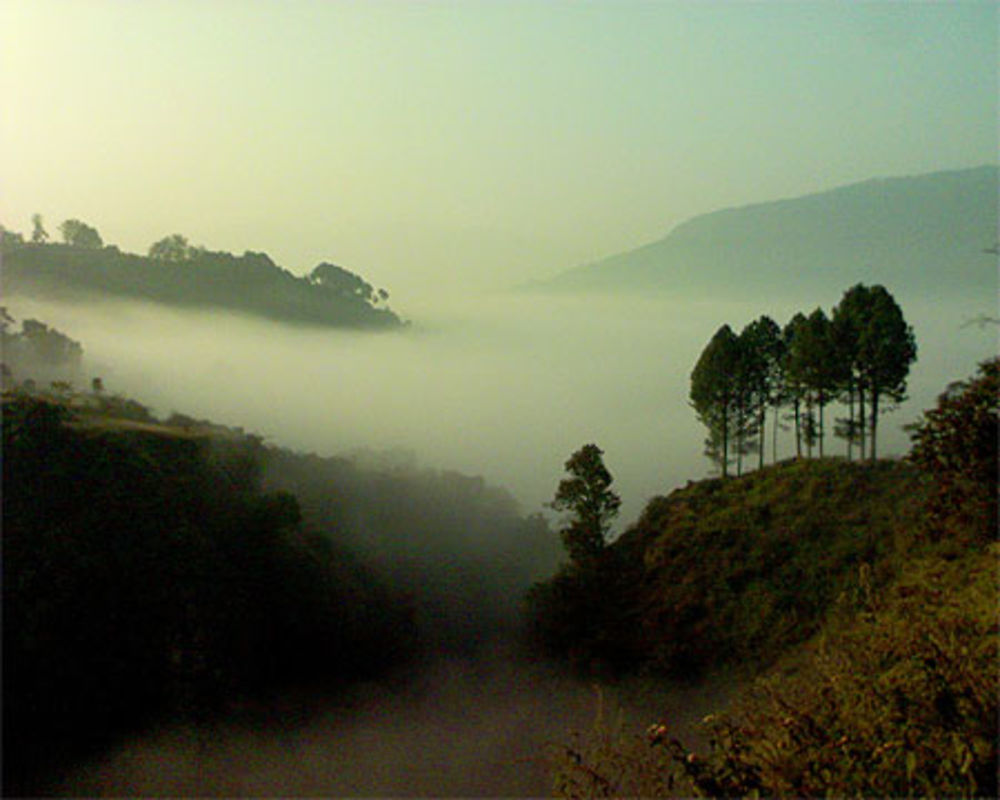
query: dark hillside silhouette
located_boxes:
[1,237,404,329]
[1,394,418,793]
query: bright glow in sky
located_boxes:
[1,1,996,294]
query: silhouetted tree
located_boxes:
[831,298,863,459]
[58,219,103,248]
[148,234,192,261]
[309,262,376,302]
[31,213,48,244]
[18,319,83,367]
[785,308,841,457]
[781,313,809,458]
[691,325,741,476]
[739,316,783,469]
[835,285,916,460]
[550,444,621,565]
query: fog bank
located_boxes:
[5,288,993,526]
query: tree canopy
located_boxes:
[549,443,621,565]
[30,213,48,244]
[148,233,194,261]
[57,219,103,248]
[690,284,916,472]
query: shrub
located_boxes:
[908,357,999,544]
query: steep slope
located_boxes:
[538,165,997,298]
[527,457,929,678]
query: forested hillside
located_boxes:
[1,229,403,329]
[2,384,557,794]
[1,395,420,793]
[538,358,998,798]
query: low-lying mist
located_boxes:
[56,650,738,797]
[6,287,993,527]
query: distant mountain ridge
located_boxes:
[536,165,998,298]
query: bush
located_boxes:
[908,357,999,544]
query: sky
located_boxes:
[1,1,997,295]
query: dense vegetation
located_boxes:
[2,221,403,329]
[691,284,915,475]
[2,380,558,794]
[545,358,998,798]
[2,394,422,792]
[261,446,560,655]
[527,456,927,679]
[1,306,84,386]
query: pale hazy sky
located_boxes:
[2,1,996,294]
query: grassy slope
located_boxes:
[610,457,928,677]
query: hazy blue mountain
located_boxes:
[535,166,998,298]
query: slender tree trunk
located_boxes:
[794,398,802,458]
[818,390,825,458]
[846,384,854,460]
[772,403,780,464]
[736,407,743,477]
[721,404,729,478]
[806,396,814,458]
[758,403,766,470]
[870,387,879,461]
[858,383,866,461]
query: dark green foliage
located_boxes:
[148,233,194,261]
[693,285,915,470]
[739,315,784,469]
[525,446,636,673]
[1,309,84,391]
[690,325,741,476]
[784,308,841,458]
[2,396,417,790]
[629,459,926,677]
[57,218,103,248]
[1,239,403,329]
[550,444,622,565]
[30,213,48,244]
[524,547,643,676]
[908,357,999,543]
[833,283,917,459]
[262,447,560,657]
[309,261,389,305]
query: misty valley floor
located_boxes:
[54,651,730,797]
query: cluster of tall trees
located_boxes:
[690,284,916,476]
